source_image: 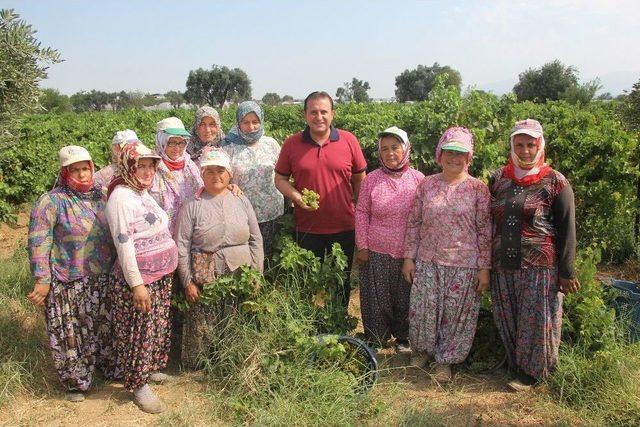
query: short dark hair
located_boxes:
[303,91,334,111]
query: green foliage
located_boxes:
[184,65,251,108]
[336,77,371,103]
[394,62,462,102]
[621,78,640,131]
[0,8,61,149]
[261,92,281,106]
[164,90,184,108]
[38,88,71,113]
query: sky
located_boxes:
[5,0,640,99]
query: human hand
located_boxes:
[475,269,490,294]
[132,285,151,313]
[27,282,50,306]
[185,283,201,303]
[292,192,316,211]
[355,249,369,266]
[228,184,243,197]
[559,277,580,294]
[402,259,415,283]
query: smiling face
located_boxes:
[197,116,219,142]
[165,136,186,161]
[202,165,231,195]
[304,97,334,138]
[512,134,539,166]
[67,160,92,183]
[440,149,469,176]
[380,136,405,170]
[239,112,261,134]
[134,158,157,187]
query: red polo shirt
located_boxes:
[275,126,367,234]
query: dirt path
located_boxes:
[0,210,29,259]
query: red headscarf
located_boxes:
[59,161,95,193]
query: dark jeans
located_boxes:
[295,229,355,309]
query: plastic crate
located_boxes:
[611,280,640,342]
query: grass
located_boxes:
[0,244,50,406]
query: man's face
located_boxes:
[304,97,334,135]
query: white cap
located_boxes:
[199,148,231,171]
[134,142,161,160]
[58,145,92,167]
[112,129,139,146]
[378,126,408,144]
[156,117,191,136]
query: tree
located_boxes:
[262,92,281,106]
[282,95,294,103]
[39,88,71,113]
[394,63,462,102]
[184,65,251,108]
[0,9,61,147]
[622,78,640,131]
[70,90,112,112]
[165,90,184,108]
[513,60,579,103]
[335,78,371,103]
[561,79,602,105]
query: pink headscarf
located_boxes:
[435,127,474,171]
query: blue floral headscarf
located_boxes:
[224,101,264,145]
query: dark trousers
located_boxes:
[295,229,355,309]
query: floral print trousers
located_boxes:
[44,274,109,392]
[102,275,172,391]
[359,251,410,345]
[491,268,562,379]
[409,261,480,364]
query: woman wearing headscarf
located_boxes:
[489,119,579,391]
[27,145,114,402]
[354,126,424,352]
[185,105,226,161]
[104,141,178,414]
[402,127,491,383]
[149,117,203,235]
[222,101,284,259]
[94,129,138,192]
[175,148,263,369]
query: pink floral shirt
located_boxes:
[403,173,491,269]
[355,168,424,258]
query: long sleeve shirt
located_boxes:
[403,173,492,269]
[105,185,178,287]
[175,190,264,288]
[355,168,424,258]
[489,168,576,279]
[28,187,114,284]
[149,158,203,235]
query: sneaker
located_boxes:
[410,352,430,368]
[66,391,85,402]
[396,342,412,354]
[433,363,452,383]
[133,384,167,414]
[149,372,176,384]
[507,372,537,392]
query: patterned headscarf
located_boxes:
[435,127,474,171]
[107,142,160,199]
[503,119,552,186]
[225,101,265,145]
[155,131,191,171]
[187,106,225,159]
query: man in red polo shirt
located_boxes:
[275,91,367,309]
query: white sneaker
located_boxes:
[410,352,430,368]
[396,342,412,354]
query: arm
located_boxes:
[175,201,195,289]
[351,171,366,204]
[475,182,492,293]
[354,175,371,264]
[27,194,56,306]
[244,198,264,272]
[402,183,425,283]
[553,183,578,292]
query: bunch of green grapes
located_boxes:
[301,188,320,210]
